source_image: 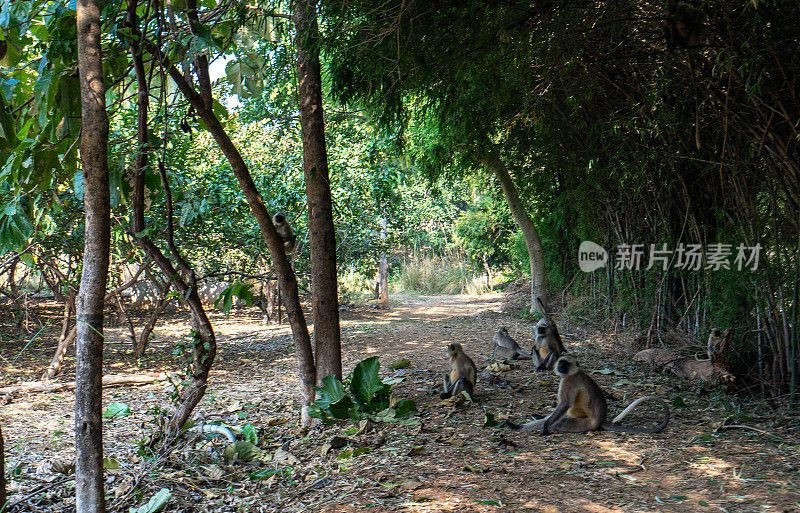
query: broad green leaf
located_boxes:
[314,374,346,409]
[393,399,418,418]
[223,441,261,461]
[103,402,131,418]
[350,356,386,405]
[328,395,358,420]
[242,423,258,444]
[129,488,171,513]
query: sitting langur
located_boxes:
[492,327,533,360]
[272,213,297,254]
[694,328,723,361]
[532,298,566,371]
[707,327,722,359]
[441,343,477,399]
[504,355,670,434]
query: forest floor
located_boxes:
[1,293,799,513]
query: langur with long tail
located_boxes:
[504,355,670,434]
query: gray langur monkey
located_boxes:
[532,297,566,371]
[272,212,297,254]
[695,328,722,361]
[503,355,670,434]
[441,343,477,399]
[492,327,533,360]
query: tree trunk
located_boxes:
[134,282,171,359]
[144,28,317,425]
[483,253,492,292]
[127,0,217,434]
[0,422,6,513]
[379,217,389,309]
[43,291,76,380]
[294,0,342,383]
[481,148,548,314]
[75,0,110,509]
[8,257,18,300]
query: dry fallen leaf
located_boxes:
[399,479,423,490]
[273,447,300,466]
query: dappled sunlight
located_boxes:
[2,294,798,512]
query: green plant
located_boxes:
[308,356,417,423]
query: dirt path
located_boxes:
[1,294,798,512]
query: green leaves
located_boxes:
[0,203,33,253]
[214,282,254,312]
[350,356,390,410]
[103,402,131,419]
[129,488,171,513]
[223,441,261,462]
[309,357,417,424]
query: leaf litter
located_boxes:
[0,294,798,512]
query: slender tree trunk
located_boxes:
[379,216,389,309]
[0,422,6,513]
[142,28,317,425]
[75,0,110,509]
[127,0,216,433]
[134,282,171,359]
[43,291,76,380]
[483,253,492,292]
[8,258,18,300]
[294,0,342,382]
[481,148,548,314]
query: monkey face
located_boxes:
[273,213,286,225]
[711,328,721,337]
[537,325,548,336]
[447,343,460,356]
[555,355,578,376]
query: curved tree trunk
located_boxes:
[481,148,548,314]
[127,0,216,434]
[142,20,317,425]
[134,281,171,359]
[295,0,342,383]
[75,0,110,509]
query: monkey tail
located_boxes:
[602,396,670,434]
[189,424,237,442]
[536,296,547,315]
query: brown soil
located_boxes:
[1,294,798,512]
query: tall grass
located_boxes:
[396,251,489,295]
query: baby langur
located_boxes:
[272,213,297,254]
[532,297,566,371]
[492,328,533,360]
[504,355,670,434]
[441,343,477,399]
